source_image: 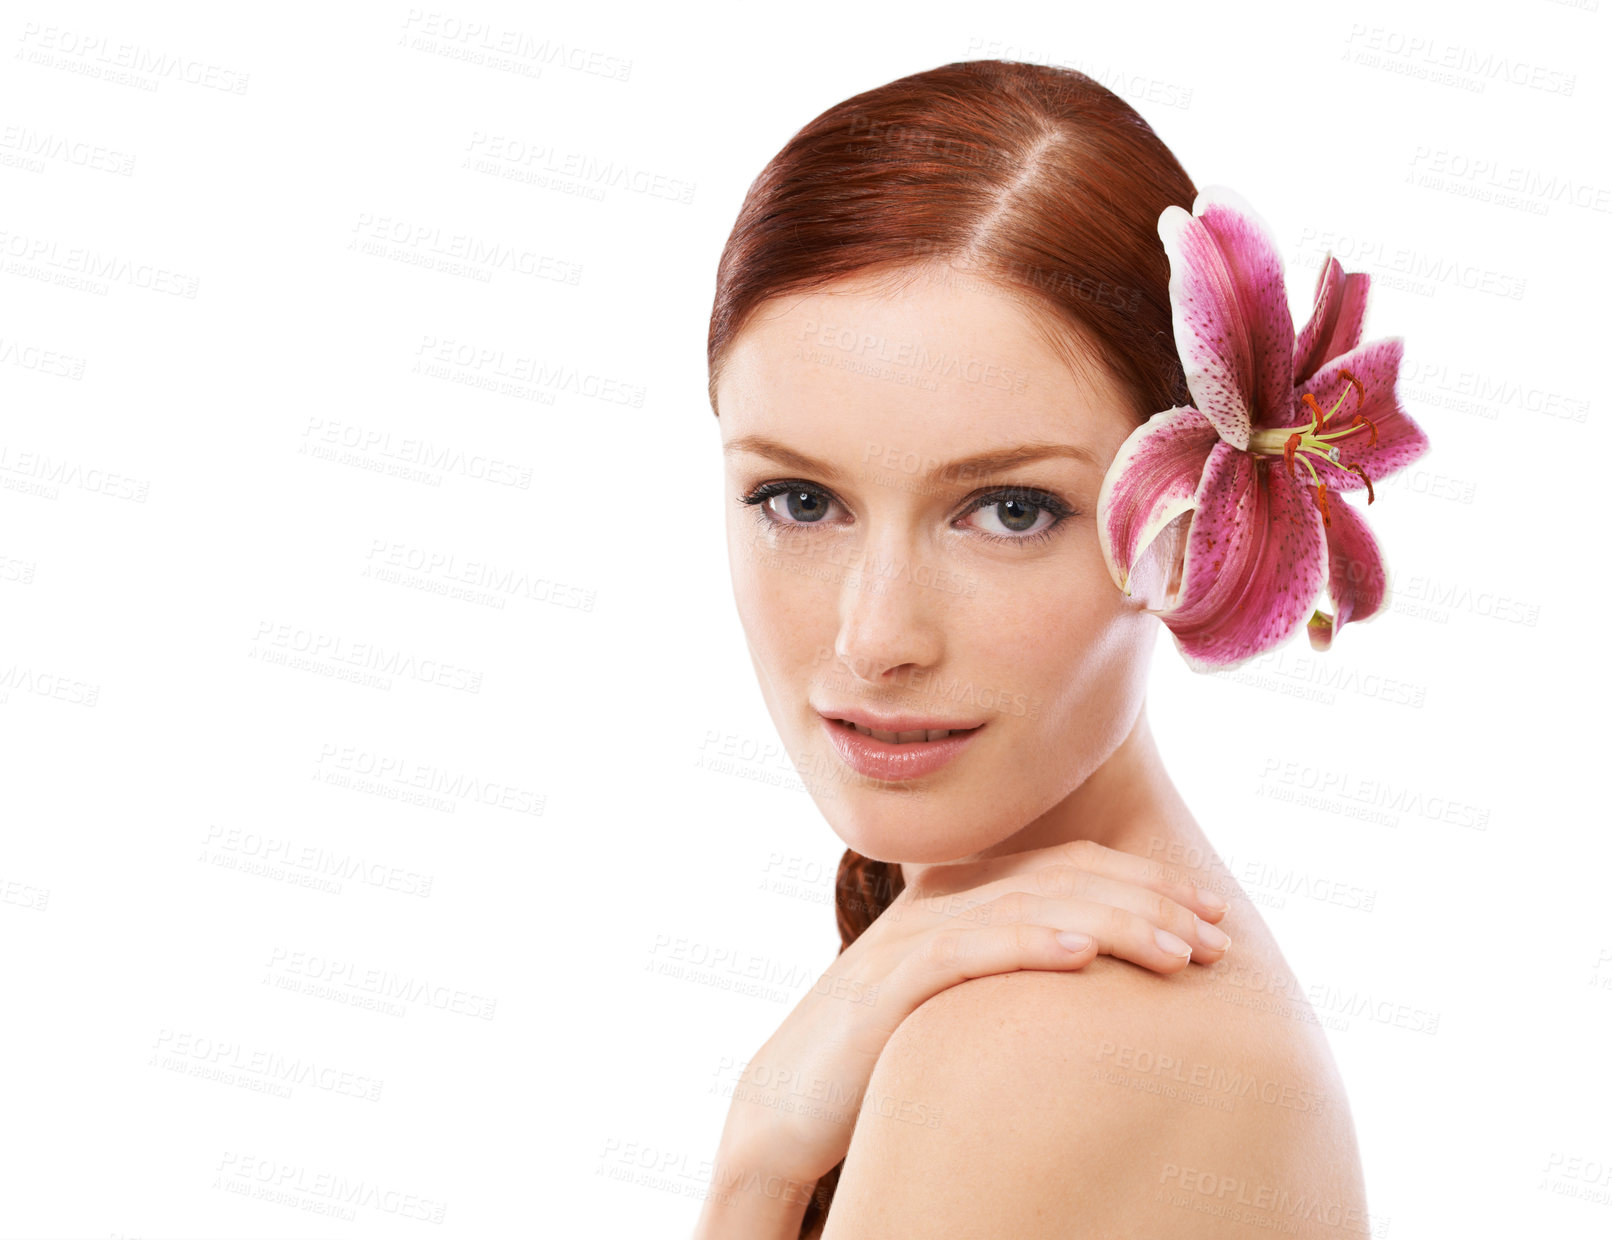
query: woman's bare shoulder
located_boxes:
[822,941,1372,1239]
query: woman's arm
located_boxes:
[690,1138,819,1240]
[691,840,1233,1238]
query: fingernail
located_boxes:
[1195,917,1230,951]
[1155,928,1192,957]
[1196,886,1228,913]
[1056,930,1093,952]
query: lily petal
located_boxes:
[1271,337,1431,493]
[1096,406,1219,596]
[1154,442,1326,671]
[1318,493,1390,636]
[1294,254,1370,385]
[1158,187,1296,450]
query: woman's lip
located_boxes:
[821,716,983,782]
[815,707,987,734]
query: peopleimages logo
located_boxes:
[215,1152,446,1223]
[810,648,1038,719]
[17,23,251,94]
[0,228,200,296]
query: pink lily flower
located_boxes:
[1096,186,1432,672]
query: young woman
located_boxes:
[694,60,1386,1239]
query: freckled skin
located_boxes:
[715,263,1183,868]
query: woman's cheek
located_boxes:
[1032,597,1141,746]
[737,550,840,679]
[964,563,1104,693]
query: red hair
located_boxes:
[704,59,1198,1236]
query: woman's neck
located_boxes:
[899,701,1207,888]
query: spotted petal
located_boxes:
[1096,406,1219,596]
[1153,442,1326,671]
[1317,493,1390,636]
[1269,337,1431,494]
[1158,187,1296,450]
[1294,254,1370,385]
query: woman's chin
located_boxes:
[817,803,992,866]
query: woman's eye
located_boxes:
[965,495,1057,538]
[765,487,838,524]
[740,482,1068,544]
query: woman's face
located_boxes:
[714,263,1173,865]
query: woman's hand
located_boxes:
[712,837,1231,1189]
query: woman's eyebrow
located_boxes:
[723,435,1098,482]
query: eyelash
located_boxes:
[737,480,1077,548]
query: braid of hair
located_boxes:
[834,847,906,952]
[796,849,905,1239]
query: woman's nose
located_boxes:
[831,545,945,682]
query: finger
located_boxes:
[916,837,1231,923]
[1031,869,1229,962]
[911,867,1229,962]
[893,921,1101,995]
[968,889,1212,972]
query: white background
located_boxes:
[1,0,1607,1236]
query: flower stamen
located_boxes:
[1248,369,1376,525]
[1316,413,1379,447]
[1342,462,1375,504]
